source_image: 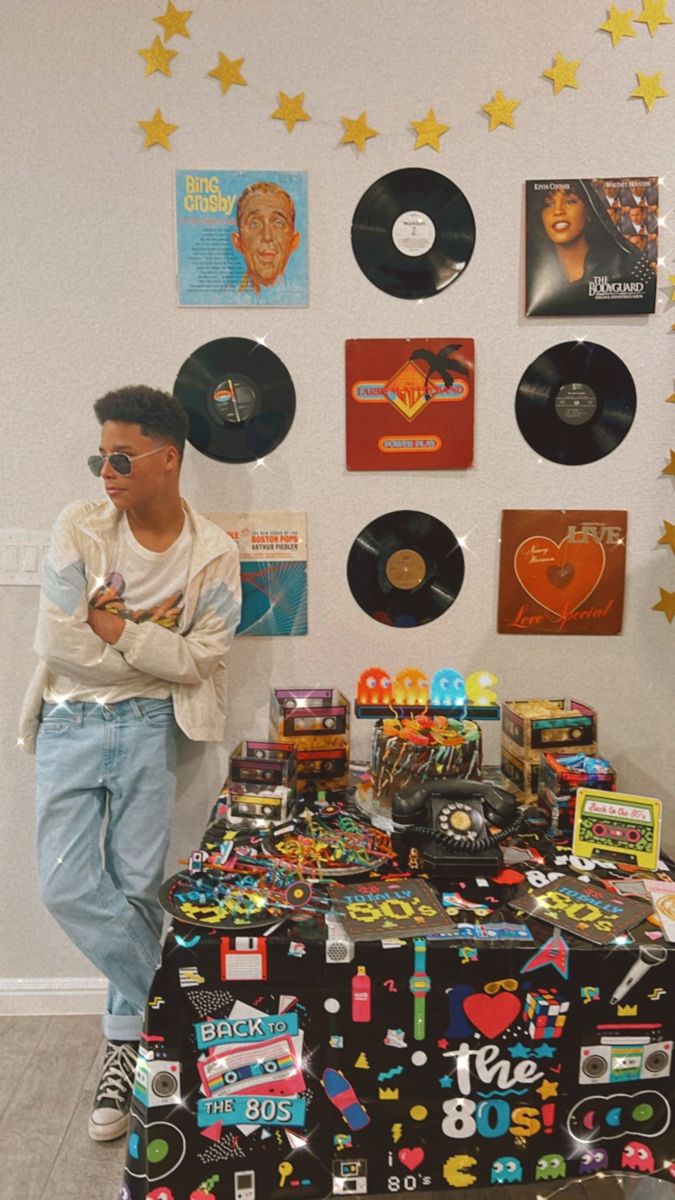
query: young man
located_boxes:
[19,386,241,1141]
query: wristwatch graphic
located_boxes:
[409,937,431,1042]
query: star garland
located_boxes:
[630,69,670,109]
[482,89,520,131]
[599,5,637,46]
[153,2,192,42]
[543,53,582,94]
[409,108,450,150]
[137,108,178,149]
[271,92,311,133]
[132,4,672,150]
[138,36,177,77]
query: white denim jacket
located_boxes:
[18,498,241,752]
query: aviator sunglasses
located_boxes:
[87,446,166,477]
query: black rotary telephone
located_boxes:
[391,779,524,878]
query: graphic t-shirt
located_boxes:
[45,515,192,703]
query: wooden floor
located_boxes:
[0,1015,126,1200]
[0,1015,670,1200]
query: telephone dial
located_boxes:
[391,778,524,878]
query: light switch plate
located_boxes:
[0,530,50,586]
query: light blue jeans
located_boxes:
[35,697,178,1041]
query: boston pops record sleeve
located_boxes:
[525,177,657,316]
[498,509,627,635]
[346,338,474,471]
[206,512,307,637]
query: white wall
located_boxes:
[1,0,673,999]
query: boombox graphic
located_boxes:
[579,1027,672,1086]
[133,1056,182,1107]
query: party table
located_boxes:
[120,838,675,1200]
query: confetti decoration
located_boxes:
[599,5,638,45]
[634,0,673,35]
[409,107,450,151]
[271,91,311,132]
[138,108,178,150]
[630,69,669,109]
[208,53,247,95]
[657,520,675,552]
[542,52,582,94]
[652,587,675,622]
[481,88,520,131]
[661,450,675,476]
[340,111,379,152]
[153,1,192,42]
[138,35,177,77]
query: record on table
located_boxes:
[158,872,289,931]
[351,168,475,299]
[515,341,636,466]
[346,509,465,627]
[174,336,295,463]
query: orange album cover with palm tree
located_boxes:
[346,337,474,471]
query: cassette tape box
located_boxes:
[501,698,597,802]
[269,689,350,791]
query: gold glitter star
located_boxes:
[599,5,637,45]
[409,108,450,151]
[138,35,177,77]
[631,69,670,109]
[271,91,311,133]
[652,587,675,622]
[138,108,178,150]
[543,52,582,94]
[340,111,379,152]
[208,53,247,95]
[662,449,675,476]
[667,393,675,404]
[634,0,673,35]
[154,2,192,42]
[658,520,675,552]
[482,89,520,131]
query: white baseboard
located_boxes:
[0,977,107,1015]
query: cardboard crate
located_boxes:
[501,745,542,802]
[502,698,597,765]
[537,752,616,835]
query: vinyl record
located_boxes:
[174,337,295,463]
[351,168,475,299]
[346,509,465,628]
[515,340,636,466]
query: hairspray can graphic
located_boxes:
[351,966,372,1022]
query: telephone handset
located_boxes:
[392,778,524,878]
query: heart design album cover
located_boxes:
[497,509,627,635]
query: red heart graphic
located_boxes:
[514,535,605,618]
[398,1147,425,1171]
[463,992,521,1039]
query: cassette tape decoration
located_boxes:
[216,740,297,827]
[270,689,351,792]
[572,788,662,870]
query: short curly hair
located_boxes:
[93,385,188,457]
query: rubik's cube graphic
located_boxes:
[525,989,569,1040]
